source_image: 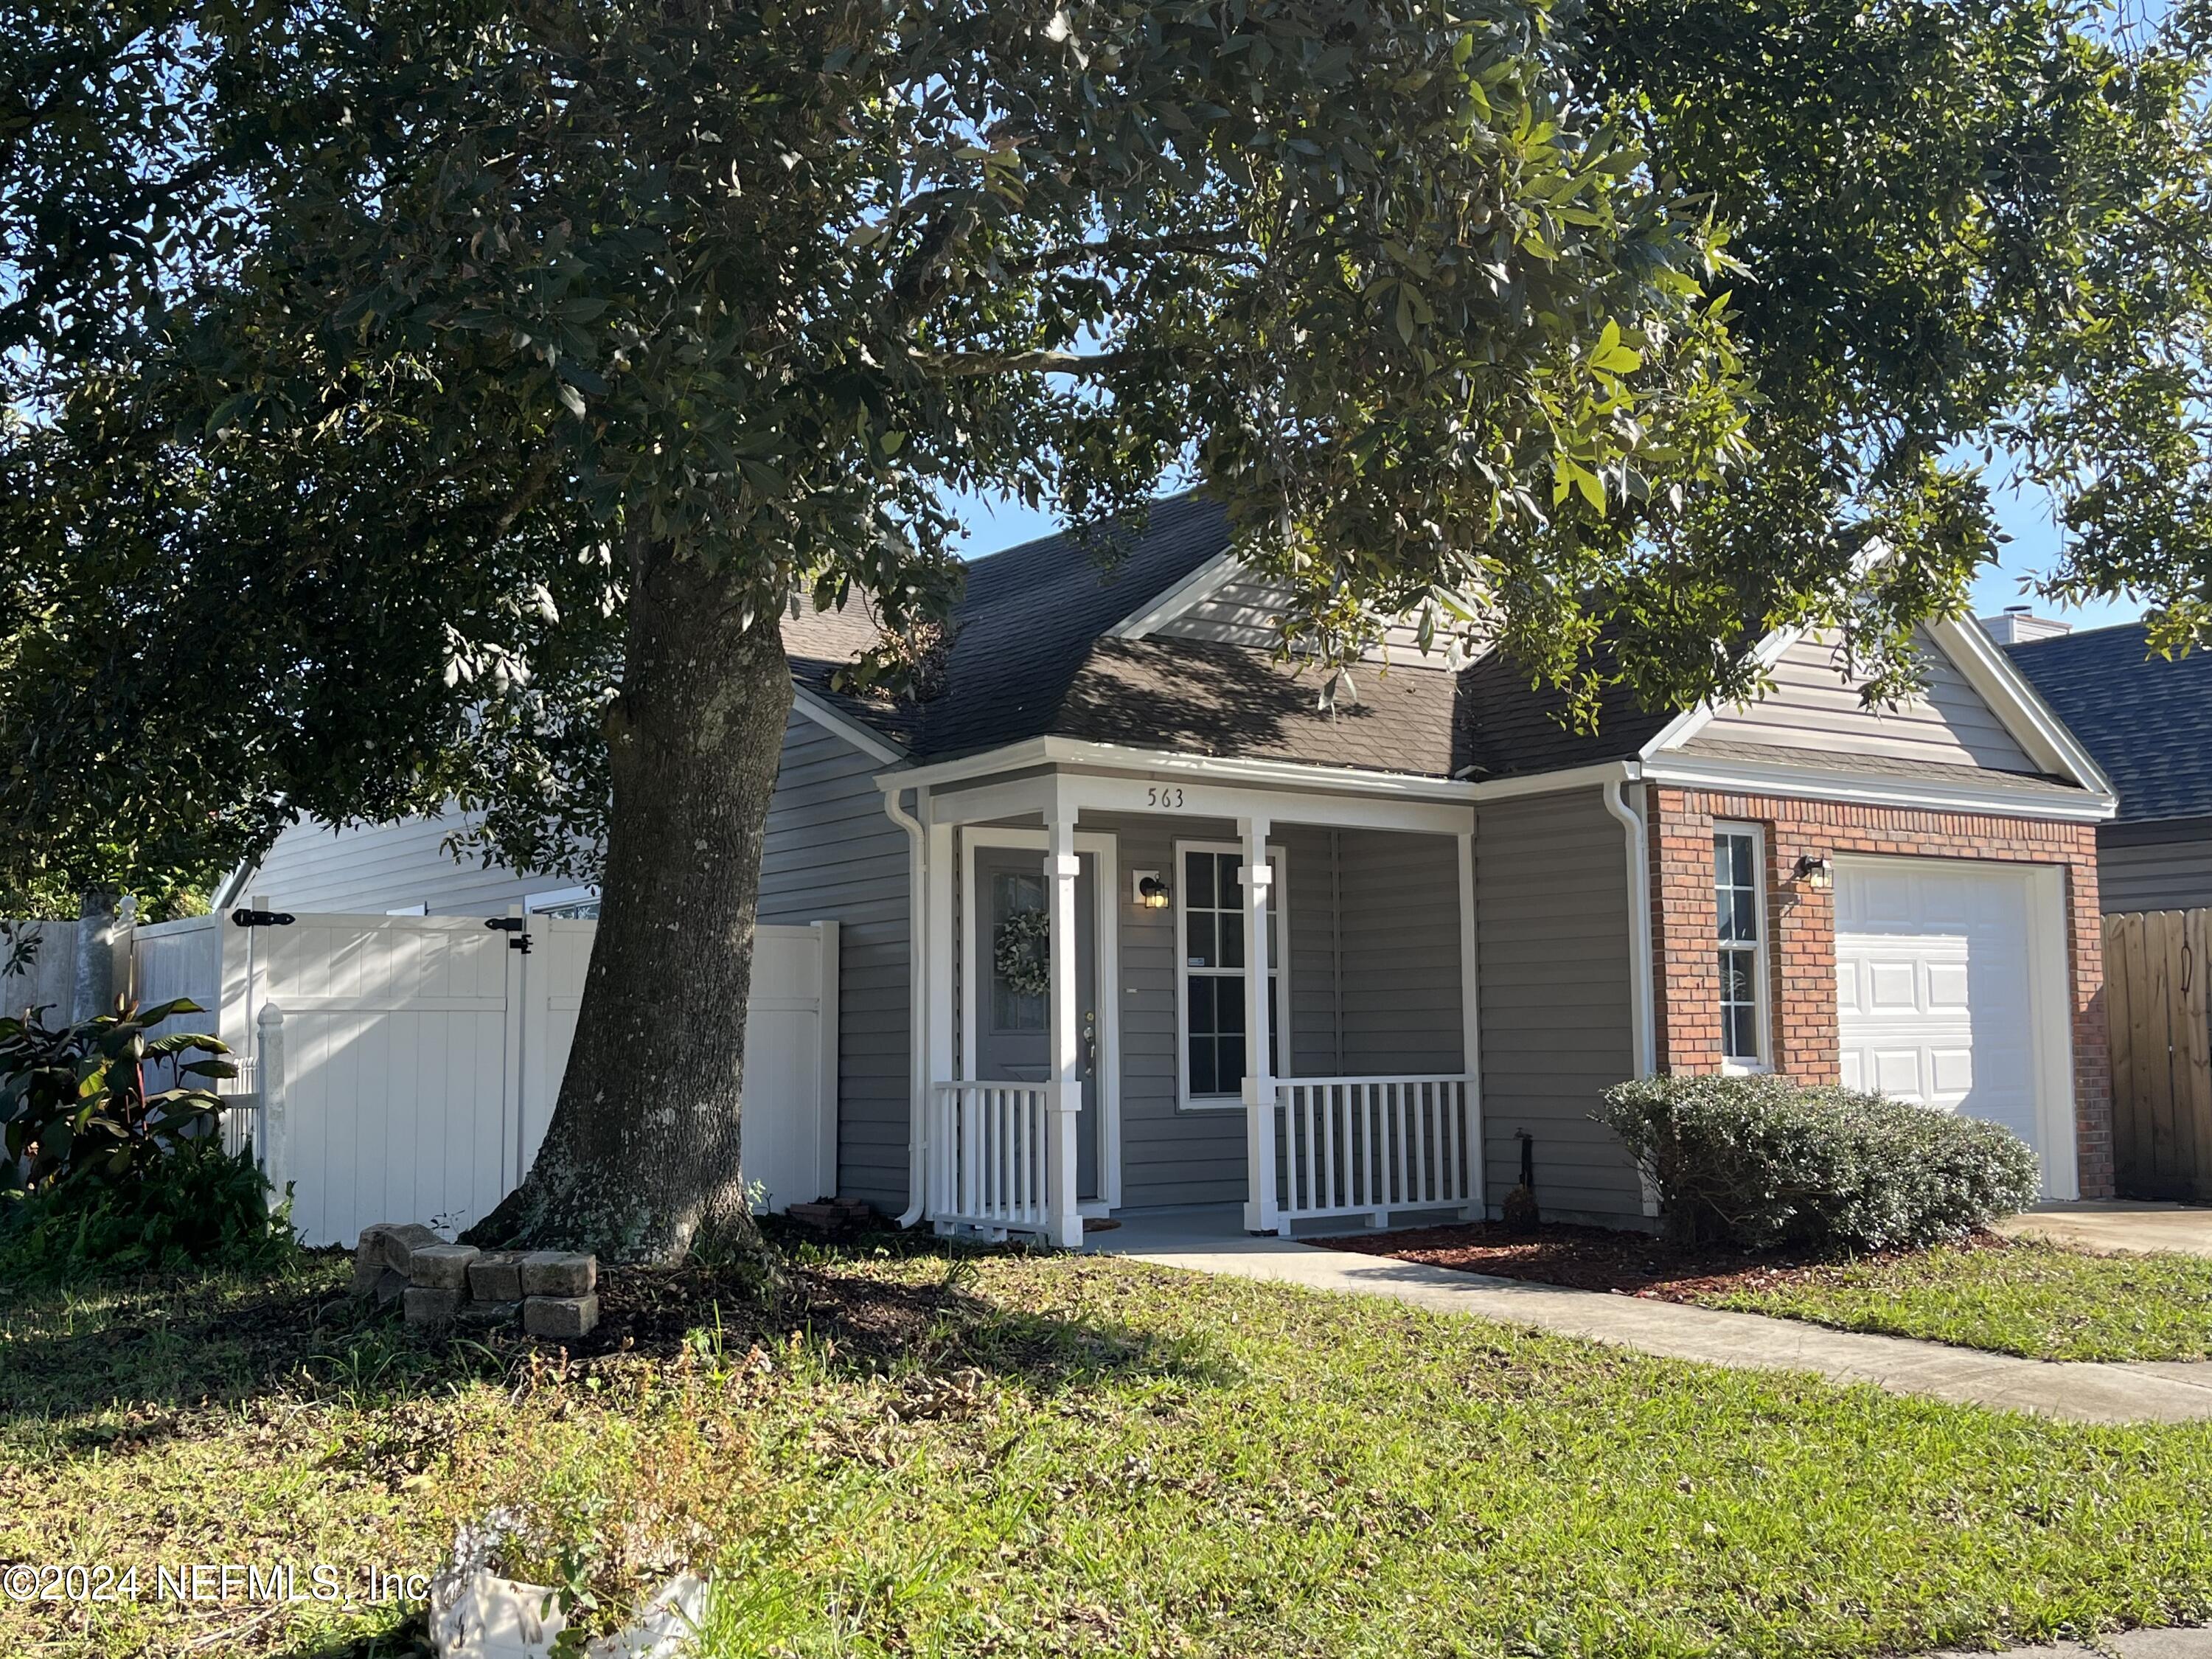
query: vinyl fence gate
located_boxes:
[108,909,838,1248]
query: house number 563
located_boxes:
[1144,786,1186,810]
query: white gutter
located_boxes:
[1638,753,2117,822]
[1464,760,1637,801]
[879,782,930,1227]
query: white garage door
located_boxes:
[1834,857,2074,1196]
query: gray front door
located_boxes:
[973,847,1100,1202]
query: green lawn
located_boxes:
[1680,1237,2212,1363]
[8,1242,2212,1658]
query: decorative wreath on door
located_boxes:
[993,908,1052,998]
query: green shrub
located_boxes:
[1,1137,296,1277]
[1,997,234,1187]
[0,997,293,1277]
[1596,1073,2042,1253]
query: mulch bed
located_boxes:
[1309,1220,2012,1301]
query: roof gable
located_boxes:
[1690,627,2035,772]
[1133,564,1474,670]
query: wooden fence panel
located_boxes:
[2106,909,2212,1201]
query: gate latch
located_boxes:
[485,917,532,953]
[229,908,296,928]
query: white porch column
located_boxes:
[1457,825,1486,1219]
[924,813,956,1228]
[1044,794,1086,1248]
[1239,814,1279,1234]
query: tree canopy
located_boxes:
[1576,0,2212,664]
[4,0,2211,1251]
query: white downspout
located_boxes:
[1602,771,1661,1219]
[1602,773,1656,1080]
[881,782,929,1227]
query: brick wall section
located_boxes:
[1644,787,2113,1198]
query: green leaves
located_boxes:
[1576,0,2212,678]
[14,0,2208,924]
[0,1001,232,1199]
[1588,320,1643,379]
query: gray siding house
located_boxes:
[235,495,2122,1239]
[2000,620,2212,914]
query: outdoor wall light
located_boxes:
[1133,872,1172,910]
[1794,854,1834,891]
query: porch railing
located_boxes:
[928,1081,1055,1235]
[1276,1074,1480,1225]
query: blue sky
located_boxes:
[1975,472,2142,633]
[942,473,2146,638]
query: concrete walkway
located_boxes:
[1093,1213,2212,1425]
[1996,1201,2212,1259]
[1926,1630,2212,1658]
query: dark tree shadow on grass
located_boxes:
[277,1616,435,1659]
[0,1225,1229,1435]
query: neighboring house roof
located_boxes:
[2003,622,2212,823]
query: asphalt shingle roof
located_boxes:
[782,493,1742,783]
[1057,637,1461,777]
[782,493,1233,762]
[1449,644,1676,779]
[2003,623,2212,823]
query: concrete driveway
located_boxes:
[1995,1201,2212,1257]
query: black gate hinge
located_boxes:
[485,917,532,952]
[230,908,296,928]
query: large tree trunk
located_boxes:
[465,545,793,1262]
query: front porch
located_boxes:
[900,759,1485,1245]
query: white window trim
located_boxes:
[1173,839,1290,1111]
[1713,821,1773,1074]
[525,884,600,914]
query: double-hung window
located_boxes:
[1713,824,1769,1070]
[1176,843,1284,1107]
[526,885,602,919]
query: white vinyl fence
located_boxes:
[2,908,841,1247]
